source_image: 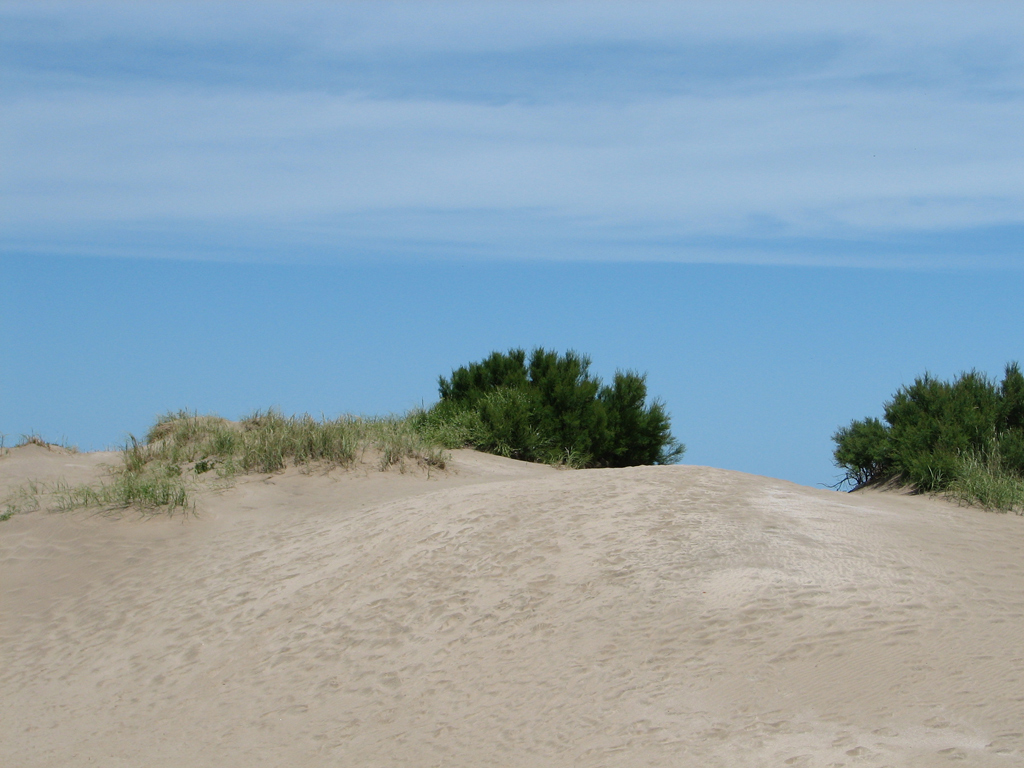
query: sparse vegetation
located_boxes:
[53,470,192,514]
[414,348,684,468]
[27,409,450,516]
[2,480,44,520]
[18,434,52,448]
[833,363,1024,513]
[143,409,448,476]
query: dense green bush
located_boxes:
[418,348,684,468]
[832,416,890,487]
[833,363,1024,510]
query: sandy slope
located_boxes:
[2,446,1023,767]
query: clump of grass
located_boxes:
[52,436,194,516]
[1,480,44,521]
[9,433,79,453]
[410,403,487,450]
[234,410,361,473]
[53,473,192,515]
[145,408,449,475]
[947,451,1024,514]
[363,415,449,472]
[555,447,590,470]
[49,409,452,516]
[18,434,52,448]
[144,411,244,470]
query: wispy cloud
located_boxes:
[2,1,1023,266]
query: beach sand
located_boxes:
[2,444,1022,767]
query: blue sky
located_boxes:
[2,2,1022,486]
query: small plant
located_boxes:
[18,434,51,448]
[194,458,215,474]
[1,480,44,521]
[556,447,589,470]
[0,483,54,519]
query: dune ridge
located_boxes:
[2,446,1023,767]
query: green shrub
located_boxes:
[476,387,549,460]
[833,362,1024,511]
[439,349,531,404]
[883,370,1004,489]
[998,362,1024,475]
[601,370,683,466]
[428,348,684,468]
[997,429,1024,476]
[832,417,891,487]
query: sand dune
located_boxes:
[2,445,1023,767]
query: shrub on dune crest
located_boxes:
[833,362,1024,512]
[416,348,684,468]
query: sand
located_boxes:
[2,444,1023,767]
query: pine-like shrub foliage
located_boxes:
[424,348,684,468]
[832,417,890,488]
[833,363,1024,498]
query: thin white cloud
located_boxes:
[2,1,1023,266]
